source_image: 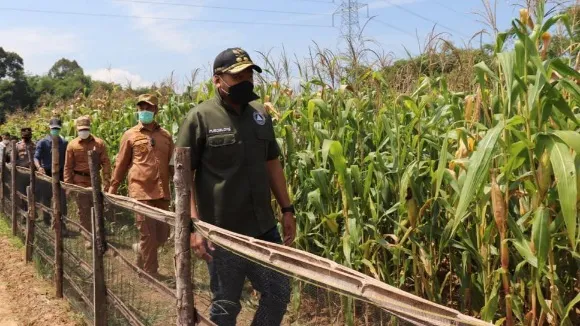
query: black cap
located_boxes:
[213,47,262,75]
[20,127,31,132]
[49,118,62,129]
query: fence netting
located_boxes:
[189,239,411,326]
[104,201,177,326]
[0,162,488,326]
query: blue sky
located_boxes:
[0,1,550,88]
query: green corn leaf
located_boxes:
[548,136,577,246]
[532,206,550,279]
[508,214,538,268]
[434,133,449,200]
[536,282,553,316]
[481,271,500,321]
[446,124,503,246]
[497,51,516,111]
[561,292,580,326]
[551,58,580,80]
[527,67,546,114]
[551,130,580,154]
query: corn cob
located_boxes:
[537,149,552,198]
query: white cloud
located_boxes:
[120,2,198,53]
[88,68,151,88]
[0,27,81,74]
[115,1,244,53]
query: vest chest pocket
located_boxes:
[73,148,88,163]
[133,139,150,157]
[206,133,241,170]
[251,128,273,162]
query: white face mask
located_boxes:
[78,130,90,140]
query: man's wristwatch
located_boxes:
[281,205,295,214]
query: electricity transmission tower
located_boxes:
[333,0,369,44]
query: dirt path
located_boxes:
[0,285,18,326]
[0,236,83,326]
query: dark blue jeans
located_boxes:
[208,227,291,326]
[35,170,67,225]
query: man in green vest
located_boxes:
[176,47,295,326]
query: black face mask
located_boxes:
[221,79,259,105]
[22,132,32,142]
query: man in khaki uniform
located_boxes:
[108,94,174,277]
[64,116,111,249]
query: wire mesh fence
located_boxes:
[188,238,416,326]
[0,147,491,326]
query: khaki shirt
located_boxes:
[64,136,112,187]
[175,94,280,237]
[110,122,174,201]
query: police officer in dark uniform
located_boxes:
[176,47,296,326]
[6,127,35,213]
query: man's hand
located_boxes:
[281,213,296,246]
[107,186,116,194]
[37,167,45,175]
[191,232,214,262]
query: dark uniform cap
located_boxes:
[213,48,263,75]
[49,118,62,129]
[20,127,32,132]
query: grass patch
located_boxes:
[0,214,24,249]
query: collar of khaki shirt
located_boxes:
[138,121,161,132]
[79,135,95,143]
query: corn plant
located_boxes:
[0,2,577,325]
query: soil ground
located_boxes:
[0,222,84,326]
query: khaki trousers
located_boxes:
[136,199,170,274]
[73,174,92,232]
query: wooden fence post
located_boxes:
[25,145,36,262]
[52,135,63,298]
[11,140,17,236]
[88,150,107,326]
[173,147,195,325]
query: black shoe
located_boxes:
[61,224,70,238]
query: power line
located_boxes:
[431,0,462,15]
[382,0,471,38]
[289,0,333,3]
[373,18,414,37]
[111,0,330,16]
[0,7,334,27]
[160,0,334,3]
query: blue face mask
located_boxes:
[138,110,155,124]
[50,129,60,136]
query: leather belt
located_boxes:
[74,170,90,177]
